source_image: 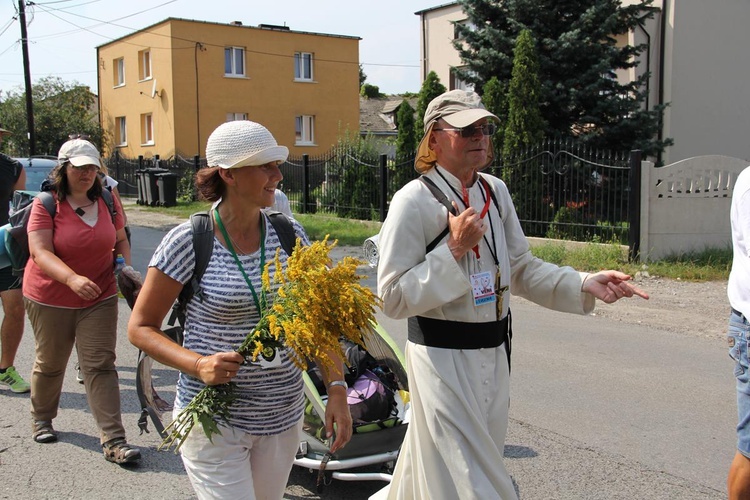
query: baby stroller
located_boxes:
[293,321,410,493]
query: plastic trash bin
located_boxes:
[136,170,147,205]
[155,172,179,207]
[143,168,168,206]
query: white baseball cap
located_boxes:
[206,121,288,169]
[58,138,102,168]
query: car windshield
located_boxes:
[13,158,57,192]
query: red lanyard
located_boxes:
[461,178,491,259]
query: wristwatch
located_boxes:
[327,380,348,391]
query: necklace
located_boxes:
[70,199,96,217]
[227,230,248,254]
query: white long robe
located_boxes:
[373,165,595,500]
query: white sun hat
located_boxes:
[206,121,289,169]
[58,138,102,168]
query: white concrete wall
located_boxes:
[419,3,465,87]
[639,155,748,261]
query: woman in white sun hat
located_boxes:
[128,120,352,499]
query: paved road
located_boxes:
[0,225,731,499]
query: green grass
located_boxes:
[531,241,732,281]
[139,203,731,281]
[136,203,381,247]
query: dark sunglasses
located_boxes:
[68,133,91,140]
[433,123,497,138]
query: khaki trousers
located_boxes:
[25,296,125,444]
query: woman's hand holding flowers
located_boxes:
[194,352,244,385]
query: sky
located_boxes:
[0,0,438,96]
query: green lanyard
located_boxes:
[213,209,266,313]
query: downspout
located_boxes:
[657,0,669,166]
[421,14,428,81]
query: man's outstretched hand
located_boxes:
[582,270,649,303]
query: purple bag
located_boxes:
[347,369,393,423]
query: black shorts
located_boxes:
[0,266,21,292]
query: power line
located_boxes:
[30,3,420,68]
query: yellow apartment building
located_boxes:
[97,18,361,159]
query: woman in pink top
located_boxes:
[23,138,140,465]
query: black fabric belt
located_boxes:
[732,307,748,323]
[407,313,513,370]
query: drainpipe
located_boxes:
[657,0,669,166]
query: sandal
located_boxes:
[102,437,141,465]
[32,420,57,444]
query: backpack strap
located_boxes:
[168,211,214,328]
[420,174,504,254]
[100,188,117,224]
[266,210,296,257]
[37,191,56,219]
[420,176,456,254]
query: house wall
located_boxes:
[98,19,360,159]
[97,23,176,159]
[660,0,750,164]
[418,3,464,87]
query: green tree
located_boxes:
[0,76,104,156]
[503,30,544,152]
[393,99,417,190]
[415,71,447,135]
[359,64,367,87]
[455,0,671,158]
[503,30,545,226]
[360,83,383,99]
[481,76,507,157]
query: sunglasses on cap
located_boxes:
[433,123,498,138]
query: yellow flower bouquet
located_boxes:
[160,236,381,452]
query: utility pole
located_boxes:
[18,0,35,155]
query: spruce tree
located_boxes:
[455,0,671,158]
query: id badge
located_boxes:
[471,271,496,307]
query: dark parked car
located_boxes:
[13,157,57,192]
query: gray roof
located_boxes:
[360,96,418,136]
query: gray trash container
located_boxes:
[143,168,168,206]
[155,172,179,207]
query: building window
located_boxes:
[140,113,154,145]
[294,52,313,81]
[226,112,248,122]
[138,50,152,81]
[450,67,475,92]
[114,58,125,87]
[225,47,245,77]
[115,116,127,146]
[295,115,315,145]
[453,19,476,40]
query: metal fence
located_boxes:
[103,139,637,250]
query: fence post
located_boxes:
[114,149,120,181]
[302,154,310,215]
[627,150,642,262]
[138,155,144,170]
[379,154,388,222]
